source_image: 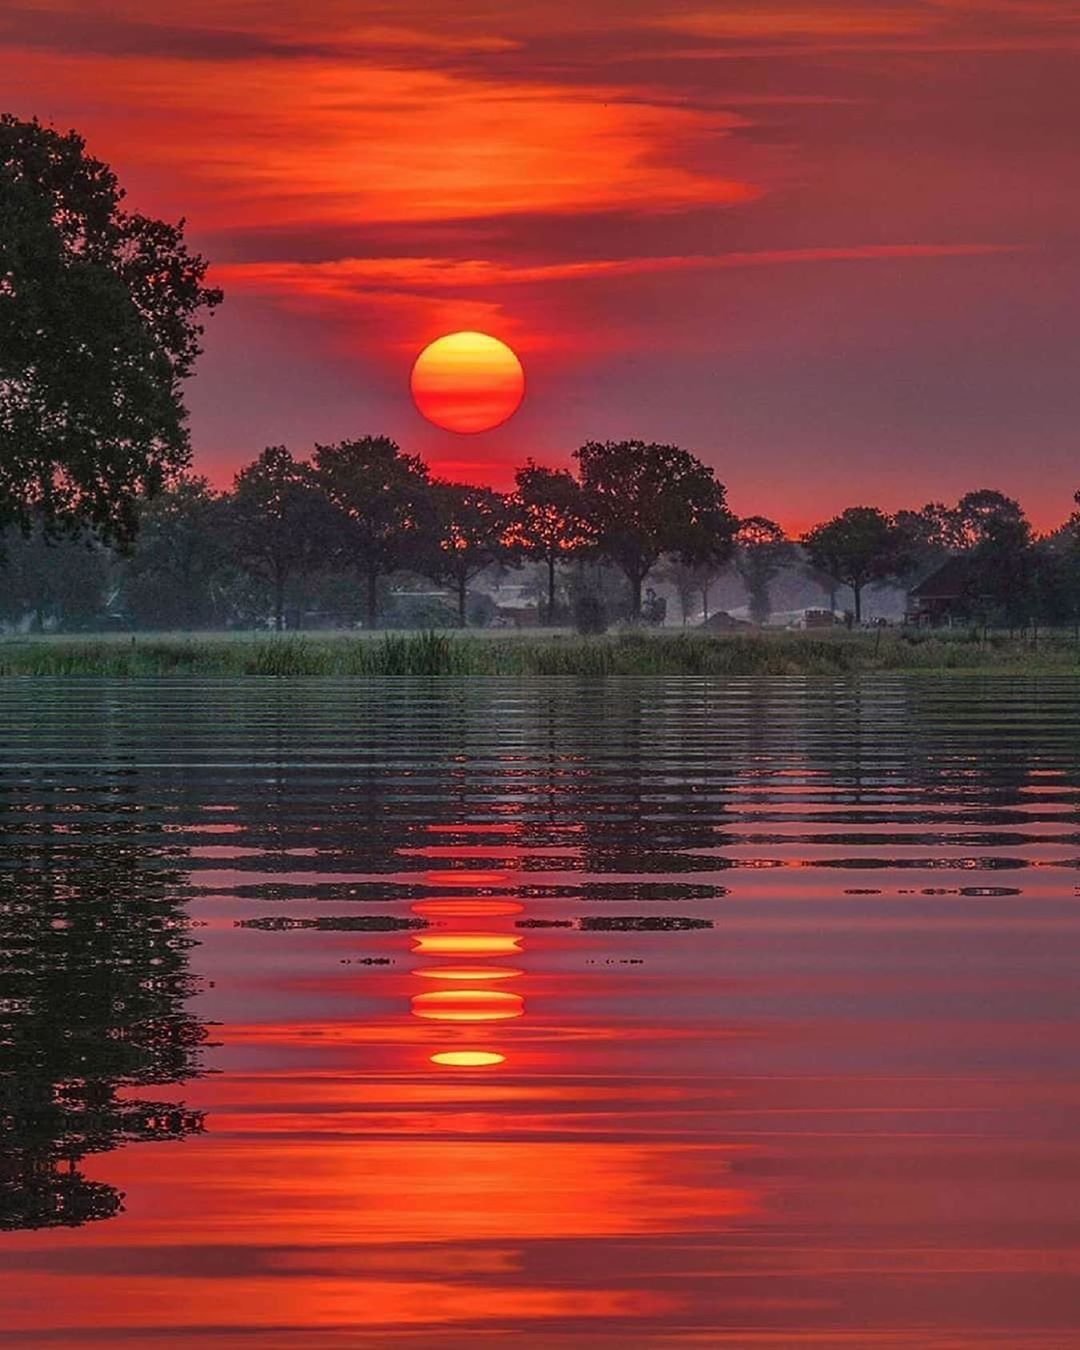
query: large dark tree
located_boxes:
[734,516,795,625]
[229,446,330,631]
[430,483,512,626]
[509,461,593,624]
[313,437,436,629]
[0,115,221,544]
[802,506,911,622]
[574,440,736,619]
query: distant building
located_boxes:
[906,557,972,626]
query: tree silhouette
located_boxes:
[0,115,221,545]
[123,476,231,629]
[1,852,207,1231]
[734,516,795,625]
[509,462,594,623]
[574,440,736,619]
[954,489,1030,550]
[802,506,911,622]
[430,483,511,626]
[229,446,331,630]
[0,519,109,631]
[314,437,436,629]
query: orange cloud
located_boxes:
[4,47,755,231]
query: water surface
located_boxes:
[3,677,1080,1348]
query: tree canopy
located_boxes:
[574,440,736,617]
[801,506,911,622]
[508,461,593,622]
[0,115,221,545]
[734,516,795,625]
[430,483,512,625]
[313,437,436,629]
[229,446,330,631]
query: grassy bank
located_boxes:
[1,629,1079,676]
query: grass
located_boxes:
[1,628,1079,676]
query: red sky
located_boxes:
[5,0,1080,530]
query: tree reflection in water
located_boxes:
[0,851,208,1230]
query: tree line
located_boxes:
[4,437,1080,633]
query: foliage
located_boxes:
[121,476,231,629]
[574,440,736,617]
[228,446,331,630]
[734,516,795,624]
[801,506,912,622]
[429,482,512,625]
[508,461,593,622]
[313,437,436,629]
[0,523,110,630]
[5,628,1080,678]
[0,115,221,545]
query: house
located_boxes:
[906,556,972,626]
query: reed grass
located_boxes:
[1,629,1078,677]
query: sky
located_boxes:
[5,0,1080,530]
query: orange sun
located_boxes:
[410,331,525,434]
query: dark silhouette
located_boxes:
[313,437,436,629]
[0,116,220,545]
[802,506,911,623]
[574,440,736,619]
[1,854,207,1231]
[734,516,796,625]
[229,446,331,631]
[124,476,230,630]
[430,483,512,626]
[509,461,593,623]
[510,462,592,621]
[0,520,109,631]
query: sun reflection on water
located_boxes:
[409,868,527,1069]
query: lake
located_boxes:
[3,677,1080,1348]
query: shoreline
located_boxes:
[1,630,1078,677]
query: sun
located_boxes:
[410,331,525,434]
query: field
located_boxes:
[1,628,1078,676]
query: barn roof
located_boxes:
[910,555,971,599]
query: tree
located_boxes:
[228,447,330,631]
[313,437,436,629]
[574,440,736,618]
[734,516,795,625]
[0,115,221,545]
[894,502,963,583]
[954,489,1029,550]
[122,477,231,629]
[957,490,1033,626]
[0,523,109,630]
[801,506,911,622]
[508,461,593,623]
[430,483,512,626]
[1,849,206,1231]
